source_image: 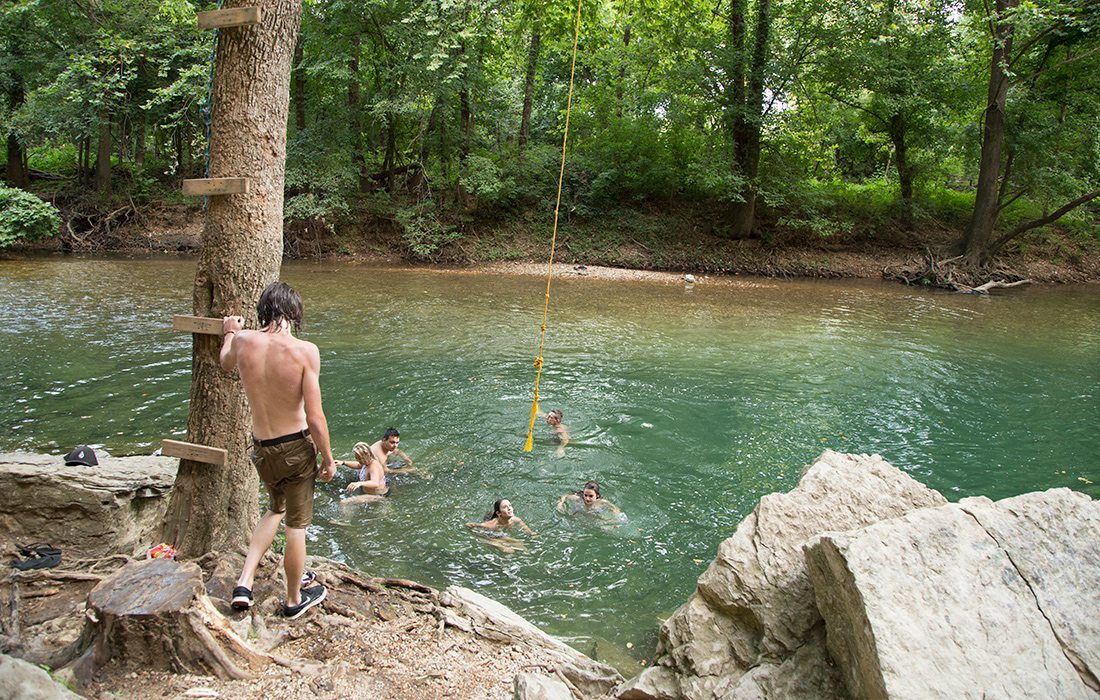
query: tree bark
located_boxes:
[517,25,540,157]
[348,34,369,193]
[889,113,914,230]
[292,36,306,133]
[961,0,1016,267]
[6,81,28,188]
[727,0,771,239]
[94,112,112,194]
[161,0,301,560]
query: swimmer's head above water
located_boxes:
[546,409,564,426]
[578,480,601,505]
[352,442,373,464]
[488,498,515,521]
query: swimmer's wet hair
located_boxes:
[487,498,506,520]
[549,408,564,419]
[352,442,373,463]
[257,281,303,331]
[577,480,601,497]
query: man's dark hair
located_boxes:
[383,427,400,440]
[256,281,303,331]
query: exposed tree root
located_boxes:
[884,250,1031,293]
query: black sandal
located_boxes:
[10,543,62,570]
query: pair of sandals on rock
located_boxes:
[9,543,62,570]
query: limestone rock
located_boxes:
[440,585,623,697]
[621,450,945,699]
[514,671,574,700]
[805,488,1099,699]
[0,653,83,699]
[961,489,1100,690]
[0,451,177,559]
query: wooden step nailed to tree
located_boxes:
[161,439,227,466]
[197,7,262,30]
[172,314,225,336]
[182,178,251,196]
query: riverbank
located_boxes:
[18,203,1100,283]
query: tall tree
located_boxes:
[960,0,1100,266]
[161,0,302,559]
[725,0,772,238]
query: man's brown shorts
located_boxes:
[251,435,318,529]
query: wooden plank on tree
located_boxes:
[197,7,262,30]
[161,439,227,466]
[182,178,251,196]
[172,315,225,335]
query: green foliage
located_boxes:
[460,154,517,211]
[0,184,61,249]
[394,200,461,259]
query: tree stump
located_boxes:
[80,558,270,680]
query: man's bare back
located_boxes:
[226,327,314,440]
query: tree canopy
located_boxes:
[1,0,1097,266]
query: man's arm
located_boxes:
[302,343,336,482]
[220,316,245,371]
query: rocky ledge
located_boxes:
[2,450,1097,699]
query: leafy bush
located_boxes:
[394,200,460,259]
[459,154,517,212]
[0,185,62,249]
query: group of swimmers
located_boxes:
[337,411,619,553]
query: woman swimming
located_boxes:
[557,480,621,516]
[339,441,388,499]
[466,499,537,552]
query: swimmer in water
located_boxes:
[466,499,537,552]
[557,480,621,517]
[540,408,570,456]
[339,441,388,503]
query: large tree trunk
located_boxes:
[517,25,540,157]
[94,112,112,194]
[6,81,28,188]
[889,113,914,230]
[961,0,1015,267]
[726,0,771,239]
[292,36,306,133]
[161,0,301,560]
[348,34,369,193]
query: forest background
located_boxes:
[1,0,1099,280]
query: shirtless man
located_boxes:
[220,281,336,620]
[544,409,570,456]
[368,427,415,474]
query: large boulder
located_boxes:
[618,450,946,699]
[0,451,177,560]
[805,488,1100,699]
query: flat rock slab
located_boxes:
[0,451,177,559]
[806,488,1099,699]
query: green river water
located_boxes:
[1,257,1097,667]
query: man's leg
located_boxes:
[236,510,285,590]
[283,526,306,607]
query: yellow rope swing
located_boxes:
[524,0,584,452]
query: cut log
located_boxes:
[161,440,227,466]
[80,559,271,679]
[197,7,262,30]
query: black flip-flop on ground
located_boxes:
[10,543,62,570]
